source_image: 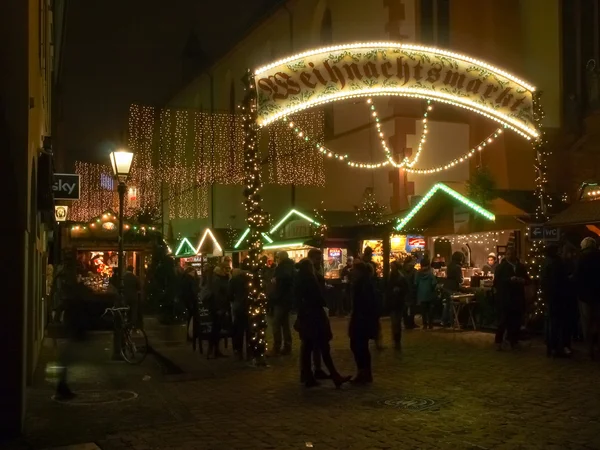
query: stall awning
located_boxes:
[395,182,496,232]
[546,200,600,227]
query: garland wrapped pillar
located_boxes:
[527,91,551,318]
[241,69,268,365]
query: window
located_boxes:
[420,0,434,44]
[420,0,450,46]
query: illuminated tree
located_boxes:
[355,187,387,225]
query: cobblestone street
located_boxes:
[10,318,600,450]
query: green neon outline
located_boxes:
[395,183,495,231]
[269,209,321,234]
[175,237,197,256]
[263,241,305,250]
[234,229,274,249]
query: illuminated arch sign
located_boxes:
[254,43,538,139]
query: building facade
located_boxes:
[164,0,562,234]
[0,0,66,438]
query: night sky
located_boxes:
[60,0,279,168]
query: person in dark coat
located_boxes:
[362,247,384,349]
[123,265,141,328]
[442,252,464,327]
[415,258,438,329]
[229,259,251,360]
[387,260,408,350]
[181,266,200,352]
[271,251,295,355]
[294,258,351,388]
[207,263,231,358]
[493,247,529,350]
[575,237,600,359]
[562,243,580,352]
[350,261,380,383]
[304,248,329,380]
[402,256,417,329]
[541,244,569,358]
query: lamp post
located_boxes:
[109,149,134,359]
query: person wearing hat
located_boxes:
[575,237,600,359]
[482,253,498,275]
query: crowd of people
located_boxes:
[179,236,600,391]
[541,237,600,359]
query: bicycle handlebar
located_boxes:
[102,306,131,317]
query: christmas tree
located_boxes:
[355,187,387,225]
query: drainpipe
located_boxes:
[283,3,295,206]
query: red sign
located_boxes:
[408,237,425,248]
[328,248,342,258]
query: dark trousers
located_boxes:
[232,312,250,355]
[301,339,337,380]
[421,303,434,327]
[210,313,223,349]
[272,306,292,352]
[403,303,416,328]
[390,310,403,345]
[495,308,521,346]
[546,314,565,353]
[350,336,371,372]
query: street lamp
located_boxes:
[109,149,134,359]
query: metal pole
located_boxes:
[112,181,126,360]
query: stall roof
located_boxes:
[395,182,496,232]
[233,208,321,250]
[546,200,600,227]
[175,228,226,257]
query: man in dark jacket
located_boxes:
[230,259,251,360]
[494,247,529,350]
[575,237,600,359]
[541,244,569,357]
[304,248,329,379]
[271,251,295,355]
[402,257,417,329]
[442,252,464,327]
[388,260,408,350]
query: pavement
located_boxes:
[5,317,600,450]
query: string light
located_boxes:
[281,116,390,169]
[368,97,431,168]
[268,111,325,186]
[527,92,551,317]
[70,162,118,222]
[241,69,268,365]
[405,127,505,174]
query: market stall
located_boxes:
[174,228,227,273]
[394,182,529,329]
[63,210,159,329]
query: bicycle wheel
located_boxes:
[120,325,148,364]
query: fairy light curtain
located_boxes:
[70,162,118,222]
[127,104,160,212]
[268,110,325,186]
[126,105,326,221]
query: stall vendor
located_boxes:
[482,252,498,275]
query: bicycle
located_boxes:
[102,306,149,364]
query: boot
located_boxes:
[331,373,352,389]
[351,369,370,385]
[55,380,76,400]
[314,368,330,380]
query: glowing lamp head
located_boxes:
[109,149,134,182]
